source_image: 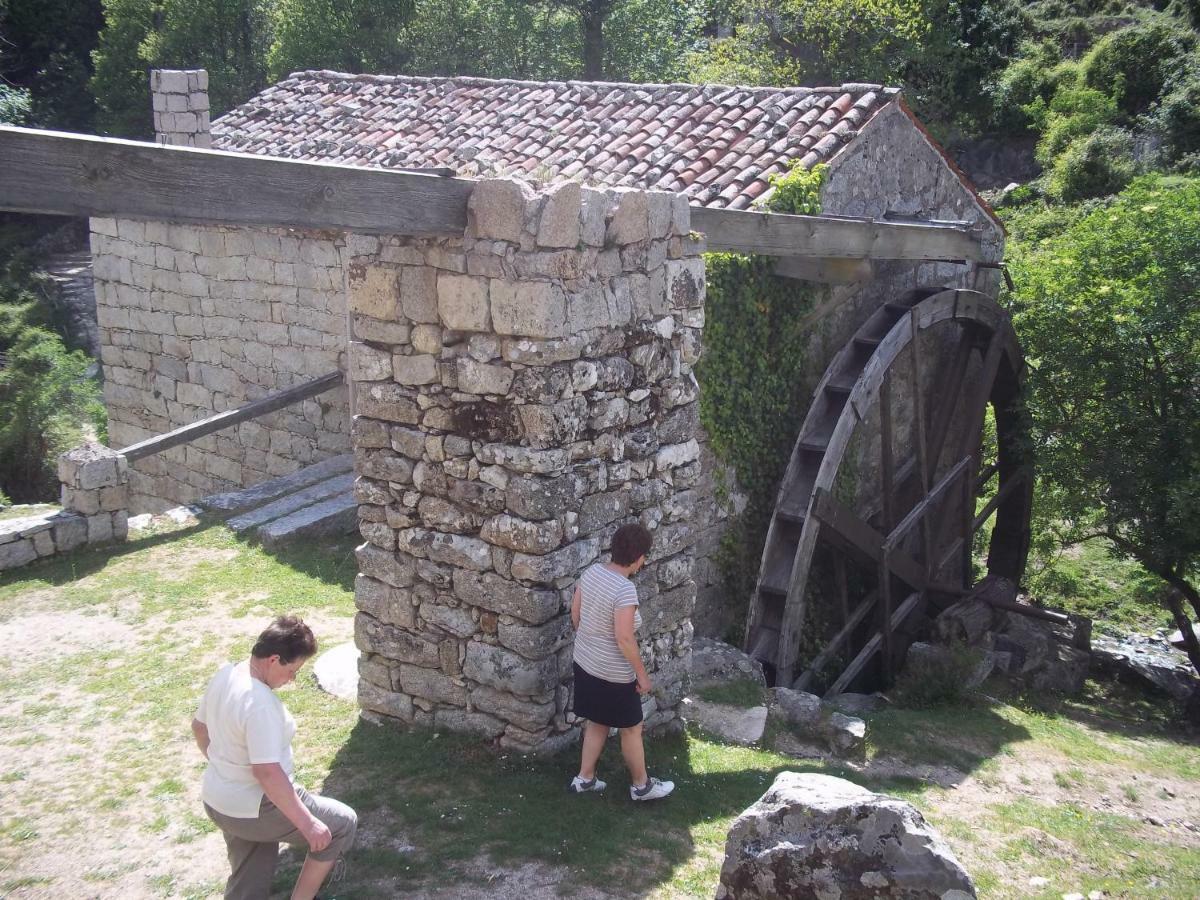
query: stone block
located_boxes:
[437,273,490,332]
[352,314,411,345]
[0,538,37,570]
[453,570,562,624]
[355,541,415,588]
[434,708,506,739]
[357,448,414,484]
[480,513,564,554]
[420,601,477,638]
[355,612,441,667]
[504,474,573,520]
[409,323,442,355]
[358,679,415,722]
[352,417,390,450]
[477,443,568,476]
[397,528,492,571]
[98,484,129,512]
[396,663,468,706]
[86,513,114,543]
[501,335,586,365]
[53,514,88,552]
[665,258,706,309]
[400,266,439,323]
[578,491,628,535]
[490,281,568,338]
[32,529,55,557]
[60,443,127,490]
[62,487,101,516]
[641,579,695,632]
[608,190,649,244]
[536,182,582,248]
[355,383,421,424]
[463,641,560,696]
[348,266,400,319]
[510,537,600,584]
[455,358,513,396]
[470,178,535,242]
[392,354,439,386]
[348,342,393,382]
[356,574,417,628]
[470,685,555,732]
[417,496,483,534]
[497,614,572,660]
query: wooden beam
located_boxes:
[810,488,927,589]
[121,371,344,461]
[824,592,922,697]
[793,589,878,692]
[884,456,973,552]
[773,256,875,283]
[692,206,984,262]
[972,466,1031,534]
[0,126,472,235]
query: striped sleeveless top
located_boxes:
[573,562,643,683]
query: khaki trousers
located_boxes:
[204,785,357,900]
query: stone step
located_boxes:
[258,493,359,549]
[198,454,353,515]
[226,472,355,533]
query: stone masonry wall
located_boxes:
[91,219,351,512]
[348,178,704,752]
[151,69,212,148]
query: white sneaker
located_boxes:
[630,776,675,801]
[568,775,606,793]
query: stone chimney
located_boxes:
[150,69,212,148]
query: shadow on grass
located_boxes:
[249,529,359,593]
[290,719,824,898]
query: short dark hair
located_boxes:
[611,523,653,566]
[252,615,317,663]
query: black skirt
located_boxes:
[571,662,643,728]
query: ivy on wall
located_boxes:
[695,163,827,643]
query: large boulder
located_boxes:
[717,772,976,900]
[692,637,767,687]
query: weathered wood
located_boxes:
[692,206,985,261]
[773,256,875,283]
[0,126,472,235]
[972,466,1031,533]
[811,489,927,589]
[936,596,996,644]
[825,592,923,697]
[884,456,973,552]
[879,550,895,685]
[121,370,344,461]
[793,589,878,692]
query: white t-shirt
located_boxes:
[195,661,296,818]
[573,562,643,683]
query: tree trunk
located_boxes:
[581,0,607,81]
[1164,586,1200,681]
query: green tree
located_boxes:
[0,0,104,130]
[1010,175,1200,702]
[90,0,156,136]
[268,0,415,78]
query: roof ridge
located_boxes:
[283,69,900,97]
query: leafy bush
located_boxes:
[1047,126,1138,201]
[987,43,1072,134]
[0,84,33,125]
[760,162,828,215]
[1035,83,1120,165]
[1149,66,1200,167]
[1081,20,1196,117]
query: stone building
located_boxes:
[84,70,1002,747]
[93,70,1002,634]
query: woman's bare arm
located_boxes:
[613,605,651,693]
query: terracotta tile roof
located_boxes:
[212,71,900,210]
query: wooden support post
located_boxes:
[834,554,850,628]
[880,375,896,533]
[793,589,878,692]
[825,592,923,697]
[907,308,933,572]
[879,549,895,686]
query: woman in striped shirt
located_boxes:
[568,523,675,801]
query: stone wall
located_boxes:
[348,178,704,752]
[91,219,351,512]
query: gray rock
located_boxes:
[396,663,468,706]
[433,708,506,739]
[824,692,888,716]
[505,474,574,520]
[497,614,572,660]
[356,574,417,628]
[683,698,767,745]
[480,513,563,554]
[510,537,599,583]
[355,612,440,668]
[772,687,822,731]
[419,601,476,638]
[453,570,562,624]
[398,528,493,571]
[825,712,867,756]
[313,641,359,701]
[470,685,555,732]
[1092,634,1199,702]
[717,772,977,900]
[691,637,767,687]
[463,641,560,695]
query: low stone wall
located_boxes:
[91,219,351,512]
[0,443,130,574]
[348,178,704,751]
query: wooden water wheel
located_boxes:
[744,288,1033,693]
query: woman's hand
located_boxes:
[303,817,333,853]
[636,673,653,695]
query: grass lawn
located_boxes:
[0,522,1198,898]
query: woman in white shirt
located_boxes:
[569,523,675,801]
[192,615,357,900]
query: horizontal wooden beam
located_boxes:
[810,488,927,590]
[773,256,875,284]
[0,126,472,235]
[693,206,984,262]
[121,370,343,461]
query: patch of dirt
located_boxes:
[0,610,136,669]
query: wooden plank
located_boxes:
[972,466,1031,533]
[907,308,934,569]
[121,370,344,461]
[884,456,973,552]
[0,126,472,235]
[773,256,874,283]
[825,592,922,697]
[924,336,973,483]
[879,550,895,685]
[792,589,878,692]
[693,207,984,261]
[810,489,927,590]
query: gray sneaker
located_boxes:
[630,777,675,801]
[568,775,607,793]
